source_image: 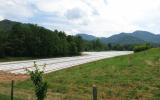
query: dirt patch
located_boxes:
[0,71,29,82]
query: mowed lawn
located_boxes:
[0,48,160,100]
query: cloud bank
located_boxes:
[0,0,160,36]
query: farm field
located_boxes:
[0,48,160,100]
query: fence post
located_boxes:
[11,80,14,100]
[93,85,97,100]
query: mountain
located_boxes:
[0,19,19,32]
[77,31,160,45]
[77,33,97,41]
[130,30,160,44]
[100,33,146,45]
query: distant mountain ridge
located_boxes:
[130,31,160,44]
[77,31,160,45]
[100,33,146,44]
[76,33,97,41]
[0,19,19,32]
[1,19,160,45]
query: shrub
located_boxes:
[27,62,48,100]
[133,44,151,52]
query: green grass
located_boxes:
[0,48,160,100]
[0,94,22,100]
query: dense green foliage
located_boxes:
[105,43,153,51]
[83,39,107,51]
[0,20,83,58]
[0,20,110,58]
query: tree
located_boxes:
[75,36,83,53]
[0,30,7,57]
[27,62,48,100]
[0,23,84,58]
[6,24,26,56]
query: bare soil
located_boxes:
[0,71,29,82]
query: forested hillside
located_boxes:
[78,31,160,45]
[78,32,160,51]
[0,20,83,58]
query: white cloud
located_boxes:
[0,0,160,36]
[65,8,85,20]
[0,0,34,20]
[78,0,160,36]
[0,16,4,20]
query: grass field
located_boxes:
[0,48,160,100]
[0,94,22,100]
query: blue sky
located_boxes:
[0,0,160,37]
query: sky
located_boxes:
[0,0,160,37]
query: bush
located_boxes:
[27,62,48,100]
[133,44,151,52]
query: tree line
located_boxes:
[0,23,83,58]
[105,43,154,52]
[83,39,154,52]
[83,39,108,51]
